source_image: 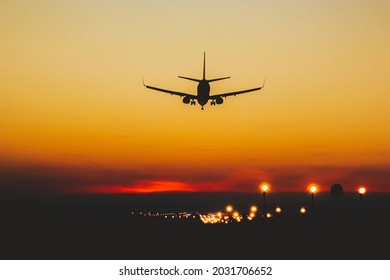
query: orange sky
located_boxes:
[1,1,390,193]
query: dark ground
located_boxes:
[0,192,389,259]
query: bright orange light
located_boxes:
[250,206,258,212]
[300,207,306,214]
[275,207,282,213]
[358,186,366,194]
[309,184,318,194]
[260,183,269,192]
[266,213,272,218]
[226,205,233,213]
[232,211,239,218]
[217,211,222,217]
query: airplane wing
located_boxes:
[210,80,265,98]
[143,80,197,99]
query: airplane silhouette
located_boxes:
[143,52,265,110]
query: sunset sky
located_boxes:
[1,1,390,194]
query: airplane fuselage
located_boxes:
[197,80,210,106]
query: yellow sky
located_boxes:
[1,1,390,192]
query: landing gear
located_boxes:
[190,100,196,105]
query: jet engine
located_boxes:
[182,96,191,104]
[216,96,224,104]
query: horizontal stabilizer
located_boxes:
[208,77,231,83]
[178,76,202,82]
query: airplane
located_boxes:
[143,52,265,110]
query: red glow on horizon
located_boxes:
[89,178,387,194]
[3,164,388,195]
[94,180,195,193]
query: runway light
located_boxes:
[275,207,282,213]
[309,184,318,208]
[260,183,270,207]
[358,186,366,195]
[260,183,269,193]
[309,185,318,194]
[300,207,306,214]
[250,206,258,212]
[266,213,272,218]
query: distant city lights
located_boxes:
[200,213,223,224]
[232,211,242,222]
[130,183,371,224]
[226,205,233,213]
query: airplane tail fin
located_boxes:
[203,52,206,80]
[203,52,230,83]
[178,52,206,82]
[178,52,230,83]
